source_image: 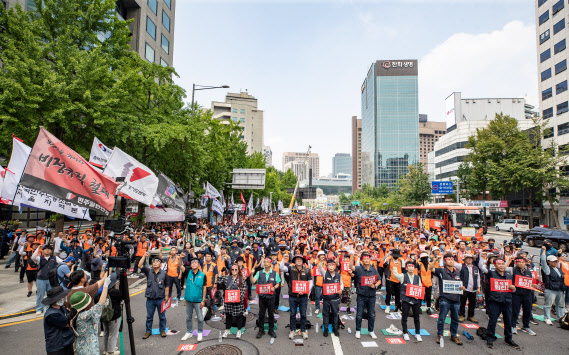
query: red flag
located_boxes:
[240,191,246,204]
[19,127,119,215]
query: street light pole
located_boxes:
[191,84,230,113]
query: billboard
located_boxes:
[230,169,266,189]
[375,59,418,77]
[445,93,456,129]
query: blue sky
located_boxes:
[173,0,537,176]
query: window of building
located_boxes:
[557,101,568,115]
[164,0,171,9]
[542,68,552,81]
[145,42,155,63]
[542,49,552,62]
[556,59,567,74]
[543,107,554,119]
[559,122,569,135]
[240,109,245,114]
[146,17,156,39]
[539,0,548,6]
[555,38,566,53]
[541,29,551,44]
[557,80,568,94]
[1,0,6,8]
[160,58,168,67]
[240,118,245,123]
[148,0,157,14]
[232,108,237,113]
[232,117,238,121]
[560,143,569,155]
[543,87,553,100]
[554,19,566,34]
[162,10,170,32]
[553,0,565,15]
[539,10,550,25]
[161,35,169,54]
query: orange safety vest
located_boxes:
[201,262,216,288]
[377,248,387,267]
[388,258,402,283]
[560,261,569,287]
[136,241,150,257]
[339,255,352,288]
[241,254,255,273]
[277,250,290,262]
[167,256,181,278]
[419,263,432,287]
[26,246,38,271]
[311,261,326,287]
[217,254,230,276]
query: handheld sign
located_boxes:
[256,284,273,295]
[341,261,350,272]
[405,284,425,300]
[323,283,339,295]
[514,275,533,290]
[292,280,309,294]
[313,266,322,277]
[241,268,249,278]
[361,275,377,287]
[225,289,240,303]
[490,278,513,292]
[161,297,172,313]
[442,280,463,294]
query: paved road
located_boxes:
[1,273,568,355]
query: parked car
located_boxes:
[526,230,569,251]
[495,219,529,232]
[513,226,551,241]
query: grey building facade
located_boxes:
[332,153,352,177]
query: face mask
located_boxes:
[56,298,65,307]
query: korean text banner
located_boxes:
[156,172,185,211]
[144,207,184,222]
[19,127,119,215]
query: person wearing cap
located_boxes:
[251,255,280,339]
[59,238,92,269]
[457,253,480,323]
[240,246,256,300]
[269,252,283,313]
[57,256,77,290]
[350,251,380,339]
[481,257,519,349]
[337,248,354,313]
[280,254,312,340]
[5,229,23,270]
[69,276,112,354]
[320,258,342,337]
[137,252,169,339]
[31,243,62,315]
[418,251,437,314]
[429,252,463,346]
[559,252,569,311]
[20,236,41,297]
[159,245,184,301]
[311,250,327,315]
[383,248,403,314]
[542,239,558,258]
[182,257,207,342]
[42,286,74,355]
[392,260,423,342]
[540,246,566,325]
[510,255,538,336]
[200,252,219,307]
[229,240,242,265]
[133,234,151,276]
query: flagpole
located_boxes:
[77,209,88,233]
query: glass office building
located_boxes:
[360,60,419,188]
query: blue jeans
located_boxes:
[355,295,376,332]
[437,297,460,337]
[6,251,18,267]
[145,298,167,333]
[289,296,308,332]
[185,302,204,333]
[544,289,565,319]
[36,279,51,312]
[314,286,322,310]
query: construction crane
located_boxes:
[289,145,311,210]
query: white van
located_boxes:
[495,219,529,232]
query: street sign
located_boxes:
[352,201,361,205]
[432,181,453,194]
[564,217,569,225]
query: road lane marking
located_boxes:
[0,317,43,328]
[331,333,344,355]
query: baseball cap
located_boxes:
[64,256,76,263]
[547,255,558,262]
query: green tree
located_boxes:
[397,164,431,206]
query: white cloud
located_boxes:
[419,20,538,123]
[357,10,398,38]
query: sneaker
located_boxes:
[545,318,553,325]
[268,330,277,338]
[315,309,320,315]
[172,297,178,301]
[427,308,434,315]
[385,307,390,314]
[197,332,203,341]
[142,332,151,339]
[521,328,536,336]
[236,330,241,339]
[302,331,308,339]
[505,339,520,350]
[416,334,423,342]
[181,332,193,341]
[487,340,494,349]
[355,331,361,339]
[403,333,410,341]
[222,330,229,338]
[512,327,518,334]
[27,291,32,297]
[35,311,42,316]
[289,331,295,339]
[244,310,248,316]
[530,318,538,325]
[369,331,377,339]
[387,324,403,335]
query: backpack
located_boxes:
[100,299,114,323]
[48,263,67,288]
[476,327,487,340]
[560,312,569,330]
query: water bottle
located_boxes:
[315,322,319,333]
[308,306,312,316]
[219,331,222,342]
[440,336,444,348]
[347,327,352,334]
[270,337,275,345]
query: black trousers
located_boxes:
[180,268,190,289]
[401,301,421,334]
[511,293,532,329]
[47,344,74,355]
[424,286,432,308]
[385,281,401,309]
[258,296,275,331]
[166,275,182,298]
[322,297,340,331]
[19,259,27,282]
[132,256,142,273]
[225,313,245,330]
[459,290,477,317]
[273,287,281,309]
[377,267,385,285]
[486,300,513,342]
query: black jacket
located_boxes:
[43,306,75,352]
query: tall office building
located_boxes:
[3,0,176,67]
[212,92,264,154]
[535,0,569,229]
[263,145,273,167]
[332,153,352,177]
[352,116,362,192]
[283,152,320,178]
[283,161,308,181]
[361,60,419,188]
[419,114,446,173]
